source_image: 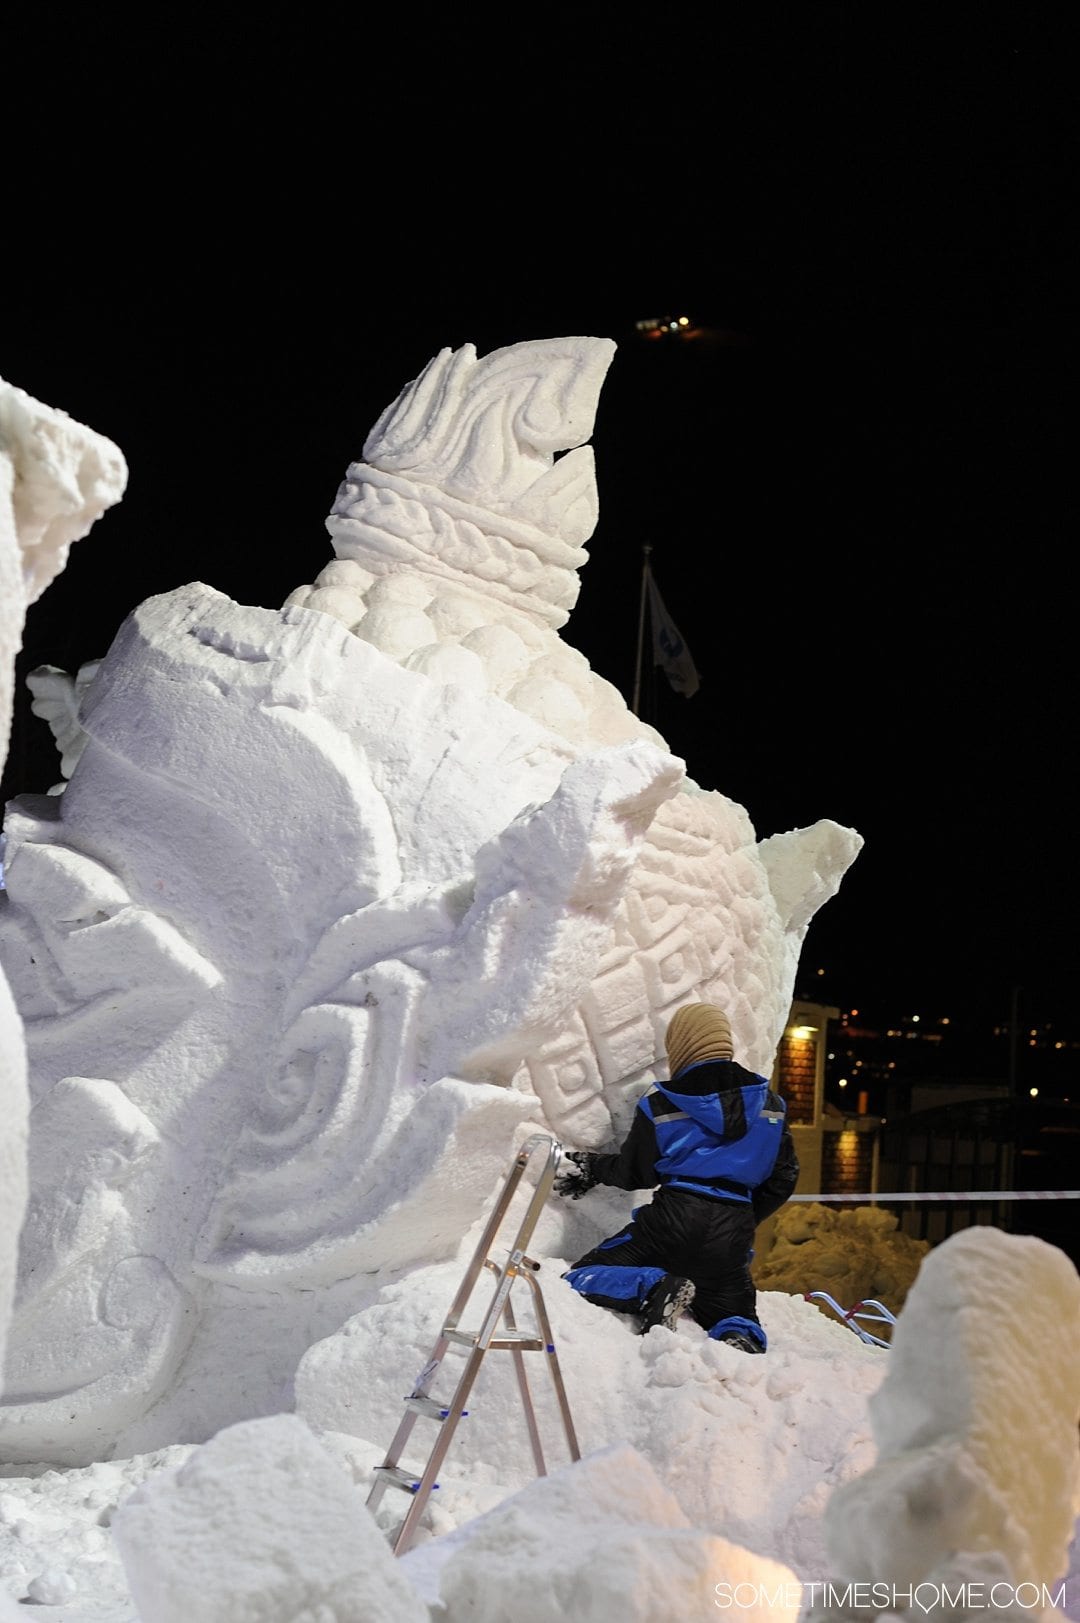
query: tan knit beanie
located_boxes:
[665,1004,734,1078]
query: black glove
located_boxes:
[553,1149,599,1199]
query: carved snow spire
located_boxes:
[326,337,616,628]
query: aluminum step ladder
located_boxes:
[366,1132,581,1555]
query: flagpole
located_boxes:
[632,544,652,717]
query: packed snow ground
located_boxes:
[1,1183,1077,1620]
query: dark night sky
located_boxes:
[2,9,1076,1035]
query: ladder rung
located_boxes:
[404,1395,467,1420]
[443,1327,546,1351]
[373,1464,439,1494]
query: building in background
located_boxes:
[771,998,1080,1269]
[772,998,882,1202]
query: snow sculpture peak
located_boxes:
[0,380,127,609]
[329,336,615,628]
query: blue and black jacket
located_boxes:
[589,1058,798,1221]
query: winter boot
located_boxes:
[639,1275,696,1334]
[716,1330,765,1354]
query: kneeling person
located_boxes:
[555,1003,798,1350]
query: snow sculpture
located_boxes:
[0,336,860,1466]
[0,582,680,1464]
[287,337,864,1139]
[0,380,126,1396]
[817,1226,1080,1611]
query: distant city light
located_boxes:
[838,1078,848,1088]
[634,315,699,341]
[816,967,825,976]
[1029,1087,1039,1097]
[911,1014,920,1023]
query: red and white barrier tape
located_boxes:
[791,1190,1079,1203]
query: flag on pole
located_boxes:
[647,569,700,697]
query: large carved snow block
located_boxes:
[0,335,862,1465]
[821,1226,1080,1594]
[0,379,126,1400]
[0,581,681,1463]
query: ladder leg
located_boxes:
[522,1268,581,1462]
[440,1179,520,1330]
[503,1294,547,1477]
[391,1341,490,1556]
[442,1132,559,1343]
[366,1335,455,1518]
[392,1258,524,1552]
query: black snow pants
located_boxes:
[566,1186,760,1334]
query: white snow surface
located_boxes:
[110,1413,427,1623]
[0,1212,1077,1620]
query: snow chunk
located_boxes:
[435,1441,800,1623]
[823,1226,1080,1594]
[111,1413,428,1623]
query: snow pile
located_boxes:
[432,1441,800,1623]
[294,1183,888,1579]
[0,1445,197,1614]
[819,1226,1080,1613]
[111,1414,427,1623]
[754,1200,930,1319]
[111,1426,801,1623]
[1,1214,1078,1618]
[0,1273,883,1616]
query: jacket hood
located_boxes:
[657,1058,769,1139]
